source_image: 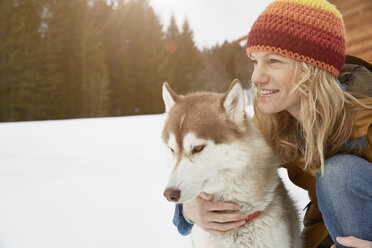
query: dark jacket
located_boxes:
[284,55,372,248]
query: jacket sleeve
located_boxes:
[173,204,194,236]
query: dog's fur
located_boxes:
[162,80,302,248]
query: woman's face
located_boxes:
[250,52,301,119]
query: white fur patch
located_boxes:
[179,114,185,133]
[168,134,178,154]
[165,134,178,170]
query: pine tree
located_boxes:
[0,0,45,121]
[176,19,202,92]
[233,45,254,89]
[207,42,253,90]
[138,1,166,114]
[166,15,180,40]
[0,1,15,121]
[0,0,213,120]
[43,0,111,119]
[193,43,254,93]
[77,0,111,117]
[162,17,202,95]
[103,0,165,115]
[43,0,80,118]
[194,49,231,92]
[101,0,133,116]
[161,14,179,89]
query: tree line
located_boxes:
[0,0,254,122]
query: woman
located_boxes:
[171,0,372,247]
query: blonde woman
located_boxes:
[171,0,372,248]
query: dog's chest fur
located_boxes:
[193,179,302,248]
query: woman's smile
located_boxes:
[259,88,280,97]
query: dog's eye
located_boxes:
[169,147,174,153]
[191,145,205,155]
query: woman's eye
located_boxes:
[269,59,281,64]
[251,60,257,66]
[191,145,205,155]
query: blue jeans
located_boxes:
[316,154,372,248]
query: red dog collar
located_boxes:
[244,211,262,222]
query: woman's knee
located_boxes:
[316,154,371,201]
[317,154,353,195]
[316,154,372,205]
[316,155,372,241]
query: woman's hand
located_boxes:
[331,236,372,248]
[183,192,246,236]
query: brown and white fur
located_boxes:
[162,80,302,248]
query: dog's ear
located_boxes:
[222,79,246,122]
[162,82,179,113]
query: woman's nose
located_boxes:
[251,64,269,85]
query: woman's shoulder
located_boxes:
[340,55,372,139]
[350,97,372,139]
[339,55,372,98]
[344,55,372,72]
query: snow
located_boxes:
[0,113,309,248]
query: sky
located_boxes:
[147,0,272,49]
[0,110,309,247]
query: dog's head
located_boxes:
[162,80,253,203]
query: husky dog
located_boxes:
[162,80,302,248]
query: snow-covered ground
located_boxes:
[0,113,309,248]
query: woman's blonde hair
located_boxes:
[254,60,364,175]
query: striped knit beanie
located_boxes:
[246,0,346,77]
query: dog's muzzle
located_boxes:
[163,188,181,202]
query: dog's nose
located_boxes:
[163,188,181,202]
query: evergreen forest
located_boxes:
[0,0,254,122]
